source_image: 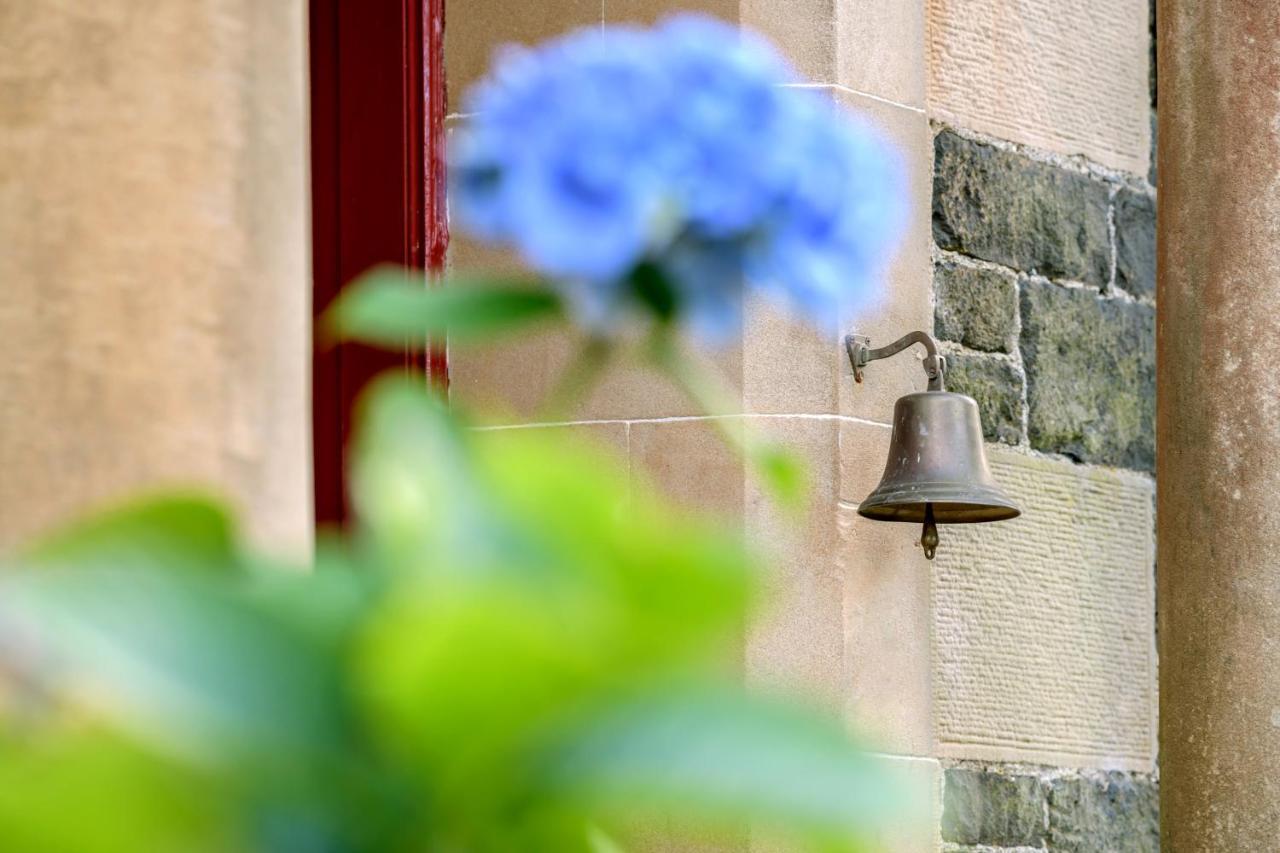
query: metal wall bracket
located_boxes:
[845,331,946,392]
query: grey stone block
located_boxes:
[945,354,1024,445]
[933,130,1111,287]
[1048,772,1159,852]
[942,768,1046,847]
[1114,188,1156,299]
[935,261,1017,353]
[1020,280,1155,470]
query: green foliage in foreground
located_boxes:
[0,376,903,852]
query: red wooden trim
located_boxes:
[425,0,450,381]
[310,0,448,526]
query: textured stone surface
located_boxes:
[746,417,846,711]
[1159,0,1280,846]
[829,89,933,423]
[741,0,925,108]
[944,355,1024,445]
[629,418,744,518]
[838,420,932,755]
[1114,188,1156,299]
[1020,280,1155,470]
[933,131,1112,287]
[926,0,1151,174]
[934,450,1156,770]
[446,0,601,106]
[0,1,311,552]
[607,0,739,25]
[934,262,1017,353]
[941,768,1046,847]
[1048,772,1159,852]
[834,0,925,107]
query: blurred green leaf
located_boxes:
[0,373,892,852]
[326,266,562,347]
[24,493,239,574]
[541,687,898,849]
[750,443,808,511]
[0,730,241,853]
[0,564,345,761]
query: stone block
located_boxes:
[628,418,745,518]
[741,0,835,85]
[943,354,1023,445]
[1020,280,1155,470]
[933,131,1112,287]
[835,0,926,107]
[745,87,931,420]
[742,0,925,108]
[745,417,845,710]
[934,261,1017,353]
[0,1,310,552]
[606,0,740,25]
[1048,772,1159,852]
[1114,188,1156,299]
[832,90,934,424]
[741,298,839,416]
[941,768,1046,847]
[838,420,932,756]
[926,0,1150,175]
[446,0,601,107]
[933,450,1156,771]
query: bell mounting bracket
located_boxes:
[845,330,946,392]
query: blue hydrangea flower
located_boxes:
[450,14,906,342]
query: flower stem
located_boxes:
[541,336,614,421]
[646,325,806,510]
[645,326,744,452]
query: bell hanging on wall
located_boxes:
[846,332,1020,559]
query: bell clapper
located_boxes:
[921,503,939,560]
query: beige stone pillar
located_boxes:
[0,2,312,554]
[1158,0,1280,846]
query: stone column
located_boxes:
[0,2,312,555]
[1158,0,1280,847]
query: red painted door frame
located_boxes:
[309,0,448,525]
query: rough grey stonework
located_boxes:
[932,131,1111,287]
[945,354,1023,445]
[1048,772,1159,852]
[931,115,1159,847]
[942,768,1046,847]
[1020,280,1155,470]
[943,767,1159,852]
[935,261,1018,353]
[1114,189,1156,299]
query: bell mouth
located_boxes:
[857,483,1021,524]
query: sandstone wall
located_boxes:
[447,0,1158,848]
[0,1,312,555]
[0,3,1158,847]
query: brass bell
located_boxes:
[846,332,1020,559]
